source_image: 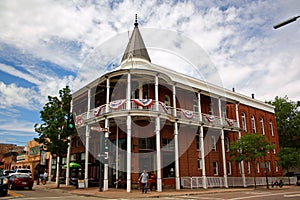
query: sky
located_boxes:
[0,0,299,146]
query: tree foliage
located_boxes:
[230,133,275,188]
[278,147,300,174]
[267,96,300,150]
[34,86,75,161]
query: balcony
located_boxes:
[74,99,239,129]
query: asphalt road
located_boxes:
[3,185,300,200]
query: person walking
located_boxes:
[138,170,149,193]
[149,171,157,191]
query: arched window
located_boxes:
[269,120,274,136]
[260,117,265,135]
[241,112,247,131]
[164,95,170,106]
[225,137,230,152]
[251,115,256,133]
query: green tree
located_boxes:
[267,96,300,150]
[34,86,75,188]
[230,133,275,188]
[278,147,300,184]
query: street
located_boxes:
[3,185,300,199]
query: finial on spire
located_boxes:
[134,14,138,27]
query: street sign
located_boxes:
[90,127,109,132]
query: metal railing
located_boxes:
[74,99,238,129]
[181,176,297,188]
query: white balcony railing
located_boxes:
[74,99,238,129]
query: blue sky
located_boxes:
[0,0,300,146]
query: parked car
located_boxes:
[8,173,34,190]
[3,170,14,177]
[14,168,32,176]
[0,171,8,196]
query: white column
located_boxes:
[155,74,159,111]
[116,127,119,181]
[126,114,132,192]
[199,126,207,188]
[198,92,207,189]
[127,72,131,110]
[103,78,110,191]
[84,125,90,188]
[156,116,162,192]
[235,103,246,187]
[55,156,60,186]
[174,121,180,190]
[103,118,109,191]
[173,84,180,190]
[126,71,132,192]
[48,154,52,183]
[218,98,228,188]
[84,88,91,188]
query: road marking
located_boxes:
[284,194,300,198]
[230,191,300,200]
[8,190,24,197]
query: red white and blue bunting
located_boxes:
[181,109,194,119]
[206,115,215,122]
[94,105,105,116]
[159,102,169,113]
[226,118,234,126]
[133,99,154,107]
[109,99,126,110]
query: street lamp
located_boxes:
[273,16,300,29]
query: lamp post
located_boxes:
[273,16,300,29]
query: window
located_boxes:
[251,115,256,133]
[260,117,265,135]
[242,112,247,131]
[273,142,276,154]
[209,102,214,115]
[227,161,232,175]
[162,139,174,151]
[268,161,271,172]
[142,84,149,99]
[196,134,201,151]
[269,120,274,136]
[247,162,251,174]
[275,161,279,172]
[198,158,202,169]
[225,137,230,152]
[193,99,199,112]
[164,95,170,106]
[213,161,218,175]
[211,135,216,151]
[257,162,260,173]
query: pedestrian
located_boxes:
[149,171,157,191]
[138,170,149,193]
[42,170,48,184]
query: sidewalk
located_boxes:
[35,182,295,199]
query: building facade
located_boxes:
[70,18,282,192]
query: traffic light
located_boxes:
[67,113,75,130]
[104,137,109,152]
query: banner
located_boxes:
[109,99,126,110]
[94,105,105,116]
[226,118,234,126]
[206,115,215,122]
[181,109,194,119]
[133,99,154,107]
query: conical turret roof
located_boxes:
[121,15,151,63]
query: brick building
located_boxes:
[67,17,282,191]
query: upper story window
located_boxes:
[142,84,149,99]
[241,112,247,131]
[225,137,230,152]
[269,120,274,136]
[212,135,216,151]
[209,102,214,115]
[251,115,256,133]
[196,134,201,151]
[164,95,170,106]
[260,117,265,135]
